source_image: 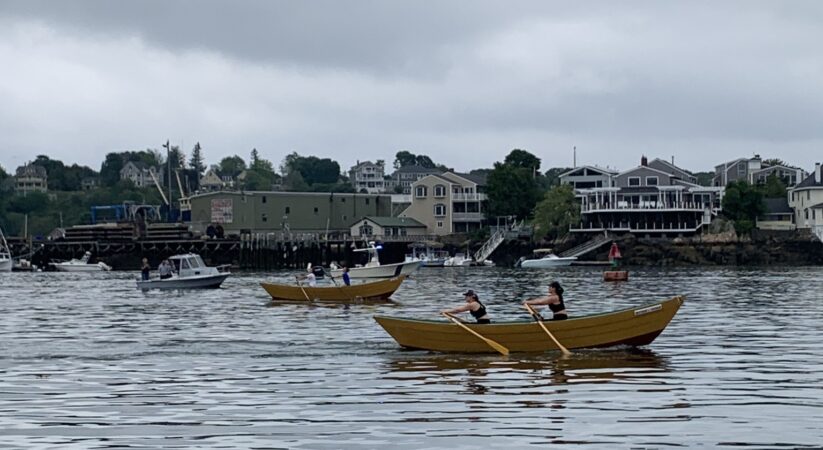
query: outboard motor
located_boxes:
[515,256,526,268]
[311,265,326,279]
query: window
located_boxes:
[436,221,444,228]
[341,197,346,203]
[434,204,446,217]
[434,185,446,197]
[342,215,347,221]
[628,177,641,187]
[314,207,319,215]
[262,213,267,222]
[262,196,267,204]
[738,164,746,175]
[359,224,373,235]
[365,198,370,205]
[415,186,427,198]
[285,206,290,214]
[646,176,658,186]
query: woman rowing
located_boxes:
[523,281,568,320]
[441,290,491,324]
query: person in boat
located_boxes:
[158,259,173,280]
[523,281,568,321]
[341,266,351,286]
[298,267,317,287]
[441,290,491,324]
[140,258,151,281]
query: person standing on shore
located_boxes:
[523,281,568,321]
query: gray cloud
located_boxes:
[1,1,822,175]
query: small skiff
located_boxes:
[261,275,406,302]
[374,296,683,353]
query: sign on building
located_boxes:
[211,198,233,223]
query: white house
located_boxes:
[349,216,428,240]
[349,161,386,193]
[120,161,162,188]
[788,163,823,240]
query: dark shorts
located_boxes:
[551,314,568,321]
[476,319,491,324]
[160,274,172,279]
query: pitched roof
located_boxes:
[357,216,426,227]
[393,165,443,174]
[559,165,618,177]
[794,172,823,189]
[455,172,487,186]
[763,198,792,214]
[650,158,695,177]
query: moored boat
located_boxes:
[331,242,421,279]
[136,253,230,290]
[261,275,406,302]
[52,252,113,272]
[374,296,683,353]
[517,249,577,268]
[0,228,11,272]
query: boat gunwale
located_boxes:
[374,296,683,325]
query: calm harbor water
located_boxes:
[1,266,822,449]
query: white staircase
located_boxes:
[559,232,613,258]
[473,228,506,263]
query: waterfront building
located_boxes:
[187,190,392,236]
[756,198,796,231]
[81,177,99,191]
[120,161,162,188]
[713,155,806,187]
[559,165,618,189]
[349,216,428,241]
[14,163,48,193]
[788,163,823,240]
[400,171,487,235]
[199,168,227,192]
[571,156,723,236]
[348,161,386,194]
[387,165,444,194]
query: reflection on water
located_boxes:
[1,267,822,448]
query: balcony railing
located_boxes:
[452,193,487,202]
[581,201,718,213]
[570,221,704,233]
[452,212,484,221]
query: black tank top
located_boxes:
[549,297,565,313]
[470,301,487,319]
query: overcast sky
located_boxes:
[1,1,822,176]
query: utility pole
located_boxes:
[163,140,172,222]
[573,146,577,168]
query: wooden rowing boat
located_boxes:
[374,296,683,353]
[261,275,406,302]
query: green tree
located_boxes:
[722,180,766,235]
[693,171,714,186]
[414,154,436,168]
[394,150,417,169]
[543,167,572,188]
[762,158,786,167]
[218,155,247,178]
[189,142,205,176]
[486,162,542,220]
[7,192,50,214]
[759,173,787,198]
[532,184,580,240]
[282,152,341,186]
[282,170,309,191]
[504,149,541,171]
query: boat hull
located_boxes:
[53,263,111,272]
[520,257,577,268]
[374,296,683,353]
[0,258,11,272]
[331,260,421,279]
[136,273,230,290]
[261,275,405,302]
[604,270,629,281]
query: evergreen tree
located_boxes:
[189,142,205,176]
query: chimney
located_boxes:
[816,163,821,184]
[641,155,648,166]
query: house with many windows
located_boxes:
[559,166,617,189]
[714,155,806,187]
[120,161,162,188]
[349,160,386,193]
[349,216,428,240]
[400,172,487,235]
[788,163,823,240]
[387,165,444,194]
[571,157,723,236]
[15,163,48,193]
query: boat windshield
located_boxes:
[181,259,191,270]
[190,256,204,268]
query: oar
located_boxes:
[442,312,509,356]
[295,276,312,302]
[329,275,359,303]
[524,304,571,356]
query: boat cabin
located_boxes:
[169,254,219,277]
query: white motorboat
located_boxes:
[331,242,421,279]
[0,228,11,272]
[518,249,577,268]
[404,242,449,267]
[52,251,113,272]
[136,253,230,290]
[444,252,494,267]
